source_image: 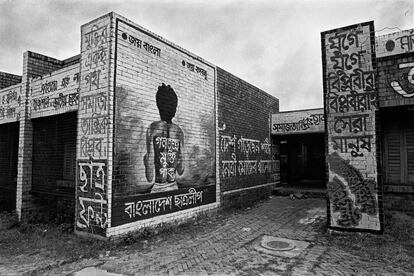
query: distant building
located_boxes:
[271,108,325,190]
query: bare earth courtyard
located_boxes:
[1,196,413,276]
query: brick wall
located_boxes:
[0,84,22,124]
[322,22,382,232]
[26,51,64,78]
[377,53,414,107]
[17,51,74,220]
[376,29,414,58]
[75,14,114,237]
[217,67,279,207]
[30,63,80,118]
[0,72,22,90]
[109,15,217,236]
[376,30,414,215]
[62,55,81,67]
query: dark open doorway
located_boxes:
[276,133,325,189]
[0,122,19,212]
[31,112,77,223]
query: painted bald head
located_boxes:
[156,83,178,123]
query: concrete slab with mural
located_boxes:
[322,21,382,232]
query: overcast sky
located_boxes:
[0,0,413,111]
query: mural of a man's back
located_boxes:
[144,83,184,193]
[112,19,216,225]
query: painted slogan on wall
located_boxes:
[111,19,216,226]
[376,29,414,58]
[322,22,382,232]
[219,134,278,179]
[0,84,22,124]
[75,17,111,235]
[271,109,325,135]
[376,29,414,103]
[389,61,414,98]
[30,64,80,118]
[378,55,414,104]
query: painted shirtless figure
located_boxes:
[144,83,184,193]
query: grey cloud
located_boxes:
[0,0,412,111]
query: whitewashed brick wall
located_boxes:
[376,29,414,58]
[30,64,80,119]
[0,84,22,124]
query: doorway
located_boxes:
[31,112,77,223]
[0,122,19,212]
[276,133,325,189]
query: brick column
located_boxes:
[75,13,114,237]
[321,22,383,232]
[16,52,33,220]
[16,51,66,220]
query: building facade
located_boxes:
[270,23,414,233]
[0,13,279,238]
[376,28,414,218]
[271,108,325,189]
[1,14,412,238]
